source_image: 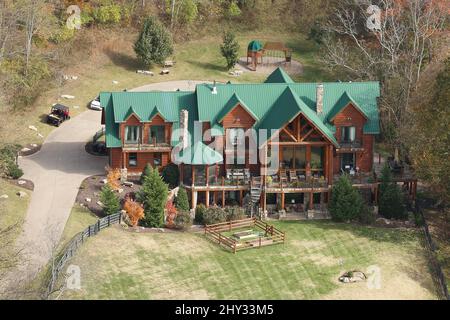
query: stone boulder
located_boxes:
[339,271,366,283]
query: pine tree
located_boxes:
[140,163,152,184]
[220,31,240,70]
[379,164,406,219]
[174,185,190,212]
[134,16,173,68]
[329,175,364,222]
[100,184,120,215]
[137,166,168,227]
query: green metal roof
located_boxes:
[216,93,259,123]
[264,67,294,83]
[257,87,338,146]
[177,141,223,165]
[247,40,263,52]
[101,69,380,152]
[327,91,369,121]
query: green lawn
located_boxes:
[57,220,437,300]
[0,31,329,147]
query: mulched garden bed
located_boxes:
[76,174,142,217]
[18,143,41,156]
[8,178,34,191]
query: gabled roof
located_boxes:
[177,141,223,165]
[327,91,369,122]
[257,87,338,146]
[215,93,259,123]
[264,67,294,84]
[148,105,169,122]
[123,106,141,122]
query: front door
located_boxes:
[341,153,355,172]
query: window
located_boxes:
[128,153,137,167]
[281,146,294,169]
[311,147,324,170]
[125,126,140,143]
[341,126,356,142]
[228,128,244,146]
[294,147,306,169]
[153,153,162,167]
[341,153,355,171]
[150,125,165,145]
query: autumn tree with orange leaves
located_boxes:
[106,166,121,190]
[123,199,145,227]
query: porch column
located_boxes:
[179,164,183,184]
[281,192,285,210]
[239,190,243,206]
[205,191,210,208]
[191,190,198,210]
[306,146,311,177]
[309,191,313,209]
[191,166,195,187]
[328,145,334,185]
[222,190,226,206]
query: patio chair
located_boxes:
[279,169,288,187]
[289,170,298,183]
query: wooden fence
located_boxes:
[205,217,285,253]
[46,212,122,295]
[414,203,449,300]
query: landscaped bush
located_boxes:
[140,163,152,184]
[220,31,240,70]
[195,204,207,224]
[225,206,246,221]
[329,174,364,222]
[174,186,190,212]
[123,199,144,227]
[6,163,23,180]
[161,163,179,188]
[100,184,120,216]
[379,164,407,220]
[137,166,168,228]
[174,210,192,230]
[203,206,227,225]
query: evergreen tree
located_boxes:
[329,175,364,222]
[137,166,168,227]
[134,16,173,68]
[140,163,152,184]
[174,185,190,212]
[100,184,120,215]
[220,31,240,70]
[379,164,406,219]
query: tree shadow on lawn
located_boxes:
[277,220,421,246]
[104,48,142,71]
[185,60,227,73]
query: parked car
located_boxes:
[90,96,102,110]
[47,104,70,127]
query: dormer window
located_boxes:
[341,126,355,143]
[125,126,140,143]
[150,125,165,145]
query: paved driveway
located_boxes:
[4,80,208,291]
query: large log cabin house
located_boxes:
[100,68,394,215]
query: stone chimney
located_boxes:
[316,83,324,115]
[179,109,189,149]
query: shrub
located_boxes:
[195,204,207,224]
[50,26,75,44]
[203,206,227,225]
[359,204,375,225]
[140,163,152,184]
[106,166,121,190]
[220,31,240,70]
[225,206,246,221]
[174,210,192,230]
[100,184,120,215]
[92,4,121,25]
[161,163,179,188]
[165,200,177,228]
[6,163,23,179]
[379,164,407,220]
[134,16,174,68]
[137,166,168,227]
[123,199,144,226]
[174,186,190,211]
[329,175,364,222]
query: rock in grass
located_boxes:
[17,191,27,198]
[17,180,26,185]
[0,194,8,199]
[61,94,75,99]
[28,125,38,131]
[85,198,91,202]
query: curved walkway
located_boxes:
[2,80,207,294]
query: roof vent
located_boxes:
[316,83,324,114]
[212,80,217,95]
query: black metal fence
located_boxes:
[46,212,122,296]
[415,203,449,300]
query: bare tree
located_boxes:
[321,0,446,160]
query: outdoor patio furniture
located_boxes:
[226,169,232,180]
[279,170,288,187]
[289,170,298,182]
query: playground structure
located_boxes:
[246,40,293,71]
